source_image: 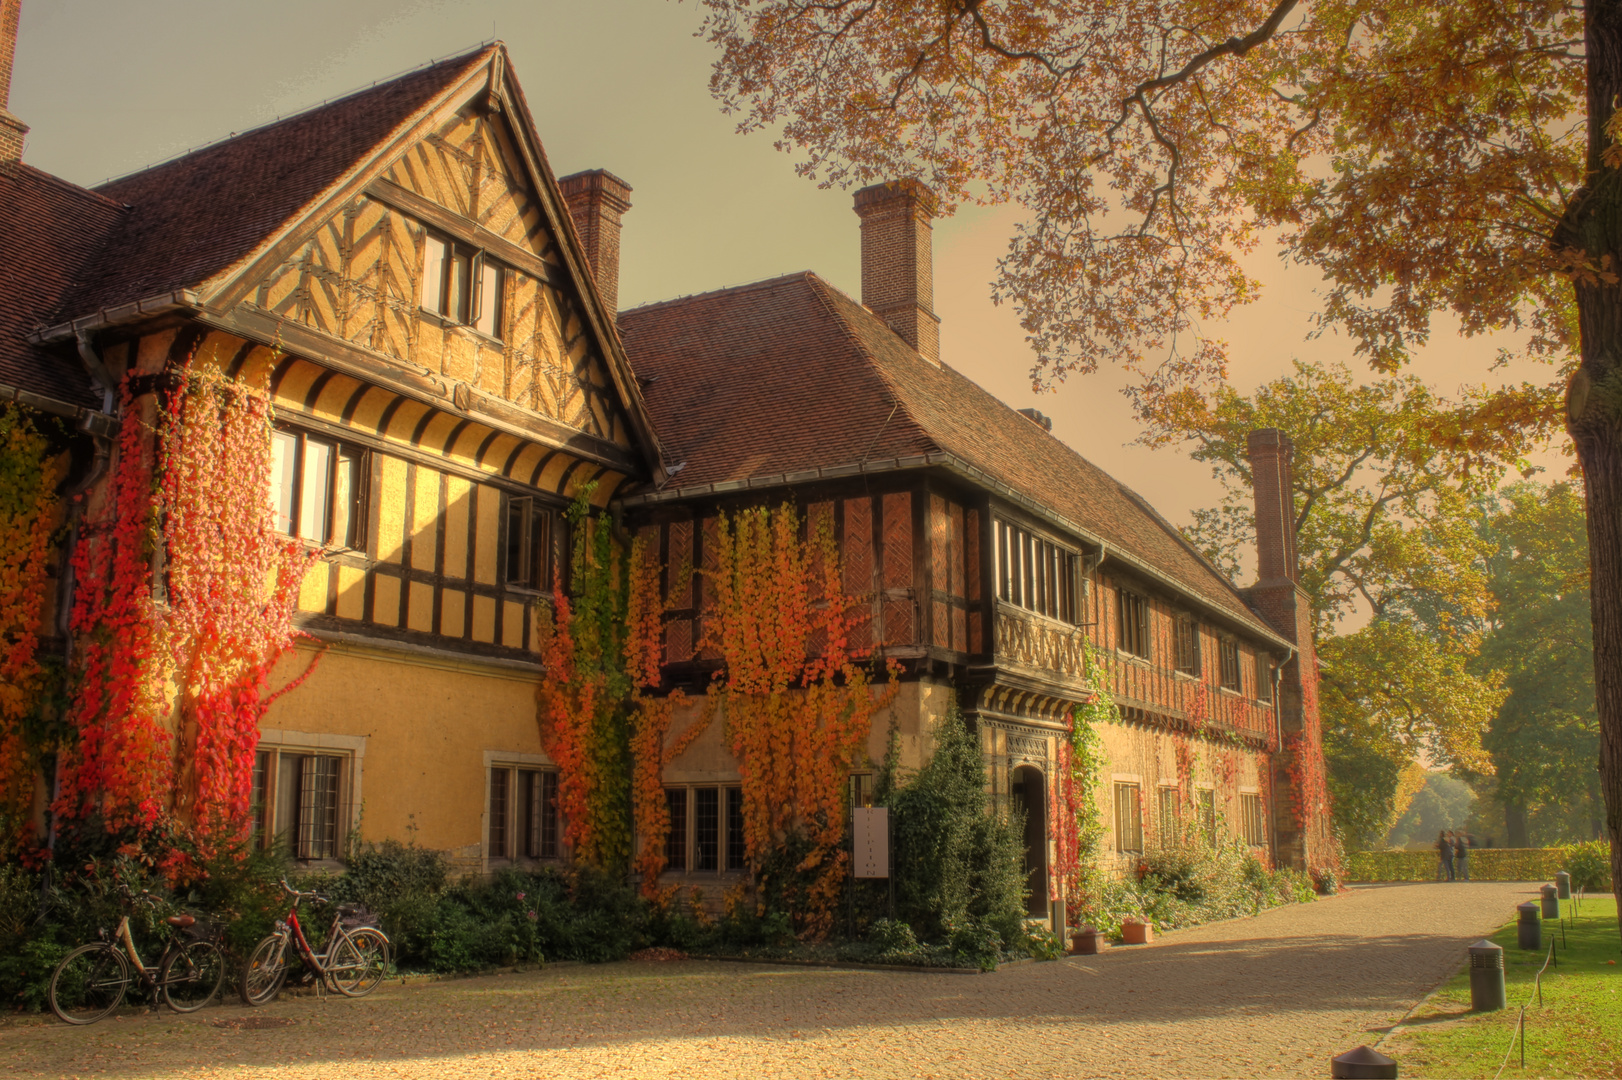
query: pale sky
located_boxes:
[9,0,1569,578]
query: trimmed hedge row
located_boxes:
[1345,847,1598,885]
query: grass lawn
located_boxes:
[1384,895,1622,1078]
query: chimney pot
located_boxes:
[854,179,940,364]
[1247,428,1299,584]
[0,0,28,164]
[559,168,632,319]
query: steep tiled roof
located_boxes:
[618,271,1273,637]
[56,47,494,319]
[0,162,125,407]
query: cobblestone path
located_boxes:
[1,882,1538,1079]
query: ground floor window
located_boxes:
[1239,791,1267,846]
[250,748,350,861]
[1196,788,1216,836]
[1113,781,1142,853]
[664,785,746,874]
[487,764,560,861]
[1156,785,1179,841]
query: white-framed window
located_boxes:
[421,233,506,340]
[485,755,562,863]
[1239,791,1268,846]
[1113,781,1143,853]
[661,784,745,874]
[249,729,365,862]
[994,519,1077,621]
[504,495,560,591]
[269,427,366,548]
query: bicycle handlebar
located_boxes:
[279,879,329,905]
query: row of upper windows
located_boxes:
[268,425,562,596]
[1117,587,1273,700]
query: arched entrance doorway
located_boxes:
[1010,765,1049,917]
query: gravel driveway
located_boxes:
[0,881,1538,1079]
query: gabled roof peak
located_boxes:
[91,44,498,191]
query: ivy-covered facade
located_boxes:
[0,19,1334,925]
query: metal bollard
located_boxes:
[1517,901,1541,950]
[1331,1045,1398,1079]
[1556,870,1571,901]
[1541,884,1560,920]
[1468,939,1506,1011]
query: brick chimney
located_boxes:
[1247,428,1298,584]
[854,179,940,365]
[558,169,632,318]
[0,0,27,163]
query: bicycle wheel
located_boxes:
[329,928,390,997]
[49,943,130,1025]
[160,939,225,1012]
[239,934,290,1006]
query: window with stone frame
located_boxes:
[487,765,561,861]
[1113,781,1143,852]
[1156,786,1180,842]
[1239,792,1268,846]
[250,747,351,861]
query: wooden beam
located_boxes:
[194,306,643,477]
[363,178,566,290]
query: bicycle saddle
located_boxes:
[166,914,196,928]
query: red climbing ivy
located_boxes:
[0,407,60,857]
[160,361,315,849]
[701,503,899,939]
[56,380,173,834]
[57,354,314,853]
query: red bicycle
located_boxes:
[239,881,389,1005]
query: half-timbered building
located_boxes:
[612,180,1335,928]
[4,34,669,867]
[2,5,1332,917]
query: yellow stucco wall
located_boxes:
[261,639,543,861]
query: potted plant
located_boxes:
[1121,918,1154,945]
[1072,926,1105,955]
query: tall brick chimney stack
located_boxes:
[1241,425,1331,877]
[854,179,940,365]
[0,0,28,164]
[1248,428,1299,583]
[558,169,632,319]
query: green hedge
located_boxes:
[1345,846,1609,886]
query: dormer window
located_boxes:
[421,233,505,340]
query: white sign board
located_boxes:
[852,807,889,879]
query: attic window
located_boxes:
[421,233,505,340]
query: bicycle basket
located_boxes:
[182,915,225,944]
[338,904,380,931]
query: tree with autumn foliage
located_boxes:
[1135,360,1507,843]
[694,0,1622,918]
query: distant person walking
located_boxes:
[1437,830,1455,881]
[1455,833,1471,881]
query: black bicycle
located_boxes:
[48,886,226,1025]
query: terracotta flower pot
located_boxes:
[1072,927,1106,955]
[1121,919,1154,945]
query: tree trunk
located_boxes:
[1563,0,1622,945]
[1505,802,1529,849]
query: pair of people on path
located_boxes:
[1436,829,1473,881]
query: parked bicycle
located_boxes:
[240,880,389,1005]
[48,885,226,1025]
